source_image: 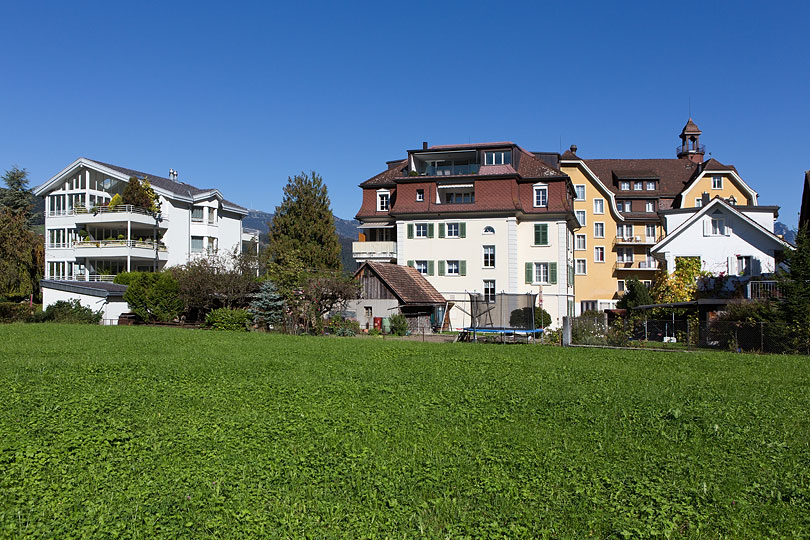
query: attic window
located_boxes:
[377,190,390,211]
[416,189,424,202]
[712,175,723,189]
[484,150,511,165]
[483,226,495,234]
[619,181,630,191]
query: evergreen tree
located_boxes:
[617,278,655,309]
[265,171,341,271]
[122,177,160,212]
[0,207,43,299]
[0,166,38,223]
[249,280,285,329]
[779,225,810,352]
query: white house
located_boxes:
[651,197,789,278]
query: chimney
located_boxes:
[701,192,710,206]
[422,141,428,150]
[570,144,578,154]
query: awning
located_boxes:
[358,223,395,229]
[437,183,473,189]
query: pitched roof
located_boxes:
[680,118,701,135]
[90,159,247,211]
[584,158,700,196]
[356,262,445,305]
[40,280,128,298]
[359,159,407,187]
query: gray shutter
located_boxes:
[407,224,414,239]
[438,223,445,238]
[541,224,549,246]
[525,262,533,283]
[460,260,466,276]
[428,223,434,238]
[460,223,466,238]
[428,260,434,276]
[407,260,414,267]
[534,224,541,246]
[438,260,445,276]
[549,262,557,284]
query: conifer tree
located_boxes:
[780,225,810,352]
[0,166,38,223]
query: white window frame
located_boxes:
[415,260,428,275]
[695,198,703,207]
[645,224,656,240]
[533,184,548,208]
[575,258,587,275]
[534,262,550,284]
[485,150,511,165]
[736,255,752,276]
[624,201,632,212]
[483,226,495,235]
[574,184,586,201]
[633,182,643,191]
[483,245,495,268]
[711,218,726,236]
[618,280,626,292]
[446,223,460,238]
[646,201,654,213]
[575,234,586,251]
[593,198,605,215]
[415,223,428,238]
[594,246,605,263]
[575,210,586,226]
[416,189,424,202]
[617,247,633,263]
[446,260,460,276]
[646,181,655,190]
[191,236,204,253]
[594,222,605,238]
[712,175,723,190]
[377,190,391,211]
[483,280,496,303]
[619,181,630,190]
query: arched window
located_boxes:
[483,226,495,234]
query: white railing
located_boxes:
[75,239,167,251]
[46,274,117,282]
[746,280,782,299]
[75,205,168,221]
[47,209,75,217]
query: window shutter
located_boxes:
[702,220,709,236]
[460,223,466,238]
[438,260,445,276]
[525,262,533,284]
[428,223,434,238]
[727,256,735,274]
[541,224,549,246]
[407,224,414,239]
[438,223,445,238]
[534,224,541,246]
[428,260,434,276]
[549,262,557,284]
[407,260,414,267]
[460,260,467,276]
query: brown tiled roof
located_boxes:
[584,158,700,196]
[700,158,739,174]
[428,141,513,150]
[357,262,445,305]
[514,147,567,178]
[681,118,701,135]
[359,159,407,187]
[560,149,579,160]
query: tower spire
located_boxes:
[676,118,705,164]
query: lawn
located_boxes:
[1,324,809,539]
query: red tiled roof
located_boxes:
[357,262,446,305]
[359,159,407,187]
[680,118,701,135]
[584,158,701,196]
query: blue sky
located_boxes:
[1,1,808,226]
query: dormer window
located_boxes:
[484,150,511,165]
[377,190,390,211]
[533,183,548,208]
[619,181,630,190]
[416,189,424,202]
[646,181,655,190]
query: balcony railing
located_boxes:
[613,236,657,246]
[75,239,167,251]
[352,241,396,260]
[745,280,782,299]
[75,205,168,221]
[614,260,660,271]
[419,164,481,176]
[676,143,706,156]
[46,274,117,282]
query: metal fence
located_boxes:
[569,316,809,355]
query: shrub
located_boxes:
[326,315,360,337]
[367,328,381,336]
[39,300,101,324]
[0,302,34,323]
[123,272,182,322]
[113,272,138,285]
[108,193,123,207]
[205,308,252,331]
[509,306,552,328]
[389,314,408,336]
[249,280,284,329]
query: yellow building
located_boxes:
[560,119,759,313]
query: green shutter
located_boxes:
[460,260,467,276]
[407,260,414,267]
[541,224,548,246]
[428,260,434,276]
[525,262,533,284]
[428,223,434,238]
[407,224,414,239]
[438,260,445,276]
[549,262,557,284]
[460,222,466,238]
[534,224,541,246]
[438,223,445,238]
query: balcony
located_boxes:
[74,205,168,227]
[613,236,658,247]
[420,164,480,176]
[74,239,168,260]
[352,241,396,262]
[614,260,660,271]
[676,143,706,156]
[745,280,782,299]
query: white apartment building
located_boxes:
[354,142,577,329]
[34,158,257,282]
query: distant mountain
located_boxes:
[775,222,797,245]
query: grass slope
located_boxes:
[1,324,809,538]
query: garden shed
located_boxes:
[40,280,129,325]
[350,262,446,333]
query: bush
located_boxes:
[509,306,552,328]
[389,314,408,336]
[0,302,34,323]
[123,272,182,322]
[367,328,381,336]
[326,315,360,337]
[205,308,252,331]
[113,272,138,285]
[39,300,101,324]
[108,193,123,207]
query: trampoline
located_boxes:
[459,292,542,343]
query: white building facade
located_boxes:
[354,142,577,329]
[34,158,255,282]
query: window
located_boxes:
[619,181,630,190]
[207,207,216,224]
[192,206,204,222]
[695,198,703,208]
[594,246,605,263]
[646,181,655,190]
[534,263,549,284]
[646,201,655,213]
[645,224,656,240]
[736,256,752,276]
[483,246,495,268]
[415,261,428,275]
[728,196,737,205]
[594,222,605,238]
[483,226,495,234]
[191,236,204,252]
[533,184,548,207]
[618,280,625,292]
[444,191,474,204]
[593,198,604,214]
[377,191,390,211]
[207,236,218,253]
[575,259,587,275]
[445,260,460,275]
[483,280,496,303]
[574,185,586,200]
[575,234,586,250]
[623,201,632,212]
[617,247,633,263]
[617,224,633,239]
[364,306,372,319]
[415,223,427,238]
[633,182,643,191]
[711,218,725,236]
[575,210,586,226]
[533,223,549,246]
[643,280,652,288]
[446,223,459,238]
[712,175,723,189]
[416,189,424,202]
[484,150,511,165]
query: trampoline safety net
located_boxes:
[468,292,539,332]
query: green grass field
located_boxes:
[1,324,809,538]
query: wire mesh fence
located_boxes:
[570,316,809,355]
